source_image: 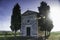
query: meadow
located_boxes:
[0,31,60,40]
[48,32,60,40]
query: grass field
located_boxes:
[48,32,60,40]
[0,31,60,40]
[0,31,20,40]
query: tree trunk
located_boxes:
[45,29,46,40]
[14,31,16,40]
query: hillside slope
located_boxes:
[48,32,60,40]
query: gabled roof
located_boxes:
[22,10,38,16]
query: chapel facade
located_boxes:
[20,1,51,38]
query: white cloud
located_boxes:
[0,16,11,31]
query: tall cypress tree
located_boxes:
[10,3,21,38]
[38,1,53,39]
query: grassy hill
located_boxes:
[48,32,60,40]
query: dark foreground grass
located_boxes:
[0,36,43,40]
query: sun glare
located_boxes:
[50,6,60,31]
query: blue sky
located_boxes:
[0,0,60,31]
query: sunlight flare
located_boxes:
[50,6,60,31]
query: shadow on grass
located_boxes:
[0,36,43,40]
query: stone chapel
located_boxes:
[20,1,52,38]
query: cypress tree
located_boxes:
[10,3,21,39]
[38,1,53,39]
